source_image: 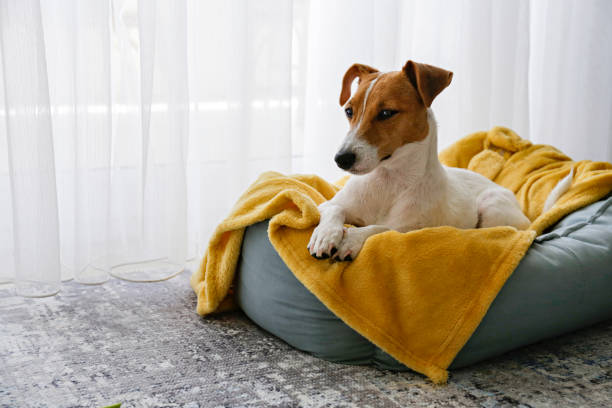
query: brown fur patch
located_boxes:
[339,64,379,106]
[344,71,430,160]
[404,61,453,108]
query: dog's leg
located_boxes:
[334,225,389,261]
[308,202,346,259]
[477,188,531,230]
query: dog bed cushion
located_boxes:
[191,127,612,383]
[236,194,612,370]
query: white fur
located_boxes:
[337,133,379,175]
[542,167,574,212]
[338,73,383,174]
[309,110,534,260]
[355,73,382,132]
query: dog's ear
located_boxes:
[339,63,379,106]
[403,60,453,107]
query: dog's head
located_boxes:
[335,60,453,174]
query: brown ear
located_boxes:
[339,63,379,106]
[403,60,453,107]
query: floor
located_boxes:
[0,271,610,408]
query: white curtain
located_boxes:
[1,0,611,295]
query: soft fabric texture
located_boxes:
[191,128,612,383]
[236,194,612,371]
[439,127,612,234]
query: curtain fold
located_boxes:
[42,0,113,284]
[529,0,612,162]
[108,0,190,281]
[0,0,610,295]
[0,0,60,296]
[186,0,295,249]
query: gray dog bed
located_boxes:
[235,194,612,371]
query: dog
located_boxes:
[308,60,539,261]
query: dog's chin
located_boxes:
[346,153,393,174]
[345,164,378,175]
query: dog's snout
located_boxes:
[335,151,356,170]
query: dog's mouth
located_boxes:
[347,168,370,175]
[349,156,392,175]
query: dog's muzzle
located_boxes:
[334,151,356,170]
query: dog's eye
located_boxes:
[377,109,398,121]
[345,107,353,119]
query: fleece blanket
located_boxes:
[191,127,612,383]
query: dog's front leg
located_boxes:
[308,201,346,259]
[334,225,388,261]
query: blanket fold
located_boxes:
[191,128,612,383]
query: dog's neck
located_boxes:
[373,109,446,186]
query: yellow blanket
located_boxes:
[191,127,612,383]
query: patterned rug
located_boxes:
[1,271,610,408]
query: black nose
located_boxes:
[334,151,356,170]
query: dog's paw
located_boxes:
[308,223,344,259]
[334,227,367,261]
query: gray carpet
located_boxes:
[1,271,610,408]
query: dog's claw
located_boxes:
[309,222,344,261]
[338,250,353,261]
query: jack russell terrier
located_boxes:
[308,60,566,261]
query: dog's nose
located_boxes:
[334,151,356,170]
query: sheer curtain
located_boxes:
[1,0,611,296]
